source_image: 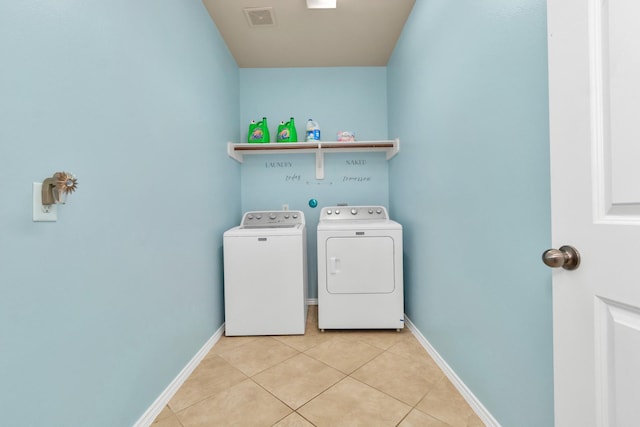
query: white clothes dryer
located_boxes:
[223,210,307,336]
[317,206,404,330]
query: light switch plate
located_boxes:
[33,182,57,221]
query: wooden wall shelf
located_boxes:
[227,139,399,179]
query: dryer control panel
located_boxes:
[319,206,389,221]
[240,210,305,228]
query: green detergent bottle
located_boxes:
[276,121,287,142]
[247,120,257,143]
[277,117,298,143]
[248,117,270,143]
[288,117,298,142]
[259,117,270,143]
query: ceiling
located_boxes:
[201,0,416,68]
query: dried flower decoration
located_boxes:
[55,171,78,195]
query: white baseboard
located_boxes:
[133,323,225,427]
[405,315,501,427]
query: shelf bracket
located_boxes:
[315,144,324,180]
[227,142,243,162]
[387,138,400,160]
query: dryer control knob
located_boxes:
[368,209,373,214]
[351,208,358,215]
[376,209,382,214]
[269,213,276,220]
[256,214,262,219]
[284,213,290,219]
[335,209,341,215]
[247,214,254,219]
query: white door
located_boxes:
[547,0,640,426]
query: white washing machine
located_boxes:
[317,206,404,330]
[223,210,307,336]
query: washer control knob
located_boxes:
[292,213,298,219]
[368,209,373,214]
[247,214,254,219]
[351,208,358,215]
[269,213,276,220]
[256,214,262,219]
[327,209,332,215]
[284,213,290,219]
[335,209,341,215]
[376,208,382,214]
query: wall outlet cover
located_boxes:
[33,182,57,222]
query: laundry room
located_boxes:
[239,67,391,299]
[1,1,552,426]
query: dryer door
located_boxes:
[325,236,395,294]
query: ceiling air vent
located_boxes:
[244,7,276,27]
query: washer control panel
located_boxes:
[319,206,389,221]
[241,210,305,228]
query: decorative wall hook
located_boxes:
[42,171,78,205]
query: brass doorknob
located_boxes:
[542,245,580,270]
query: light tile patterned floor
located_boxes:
[152,306,485,427]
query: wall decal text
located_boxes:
[285,173,301,182]
[343,176,371,182]
[265,161,294,168]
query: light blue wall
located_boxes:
[388,1,553,426]
[1,1,554,424]
[0,1,239,426]
[239,68,390,299]
[239,68,388,143]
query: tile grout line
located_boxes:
[156,306,472,427]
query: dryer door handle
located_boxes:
[329,257,341,274]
